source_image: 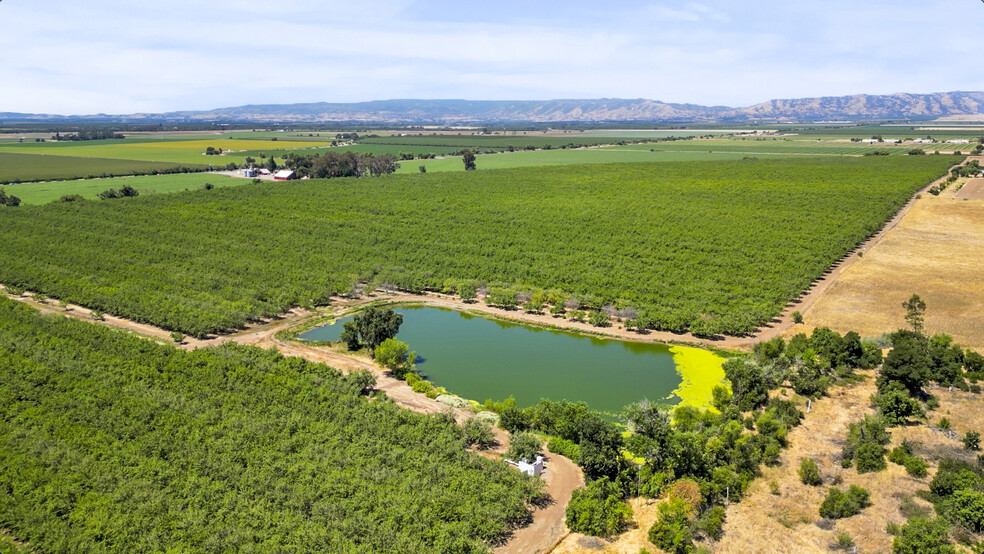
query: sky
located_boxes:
[0,0,981,114]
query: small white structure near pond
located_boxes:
[506,456,544,477]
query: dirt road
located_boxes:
[497,452,582,554]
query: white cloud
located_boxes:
[0,0,978,113]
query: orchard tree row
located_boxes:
[0,298,543,552]
[0,156,959,337]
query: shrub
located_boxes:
[507,432,542,462]
[942,489,984,533]
[648,497,694,554]
[834,532,855,551]
[892,517,955,554]
[170,331,184,343]
[904,457,928,477]
[499,406,530,433]
[799,458,823,486]
[874,386,924,426]
[929,459,982,497]
[546,436,579,461]
[843,416,890,470]
[696,505,726,541]
[461,418,496,450]
[855,442,888,473]
[589,310,609,327]
[938,417,951,430]
[964,431,981,451]
[889,444,929,477]
[819,485,871,519]
[792,311,803,324]
[565,477,633,537]
[375,338,415,378]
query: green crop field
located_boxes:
[360,134,645,150]
[0,156,958,337]
[0,152,206,184]
[0,298,541,553]
[401,148,785,173]
[607,138,919,156]
[4,173,245,204]
[0,139,332,165]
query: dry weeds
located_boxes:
[805,168,984,351]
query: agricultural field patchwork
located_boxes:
[0,152,205,184]
[0,156,957,338]
[0,139,333,165]
[4,173,243,204]
[401,148,785,173]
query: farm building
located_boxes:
[256,168,271,176]
[948,139,970,144]
[506,456,544,477]
[273,170,296,181]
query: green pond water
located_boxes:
[300,306,714,414]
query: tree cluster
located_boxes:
[0,188,21,207]
[339,306,403,357]
[97,184,139,199]
[51,129,124,141]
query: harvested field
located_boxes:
[804,174,984,350]
[955,177,984,199]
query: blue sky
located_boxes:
[0,0,980,114]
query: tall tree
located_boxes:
[902,294,927,333]
[462,149,476,171]
[354,307,403,357]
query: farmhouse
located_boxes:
[947,139,970,144]
[273,170,296,181]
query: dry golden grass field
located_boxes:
[719,379,981,554]
[803,162,984,351]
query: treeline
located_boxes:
[244,151,400,179]
[0,164,212,186]
[931,160,981,195]
[0,297,542,552]
[51,129,124,141]
[0,157,959,337]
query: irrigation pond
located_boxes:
[299,306,727,414]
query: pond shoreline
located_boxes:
[298,301,727,413]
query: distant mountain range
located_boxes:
[3,91,983,124]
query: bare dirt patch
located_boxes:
[955,177,984,199]
[803,174,984,351]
